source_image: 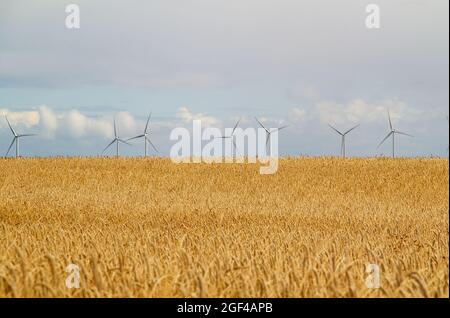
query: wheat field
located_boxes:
[0,157,448,298]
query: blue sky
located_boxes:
[0,0,448,157]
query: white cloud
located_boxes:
[38,105,58,138]
[0,106,143,140]
[115,111,139,136]
[63,110,113,139]
[64,110,88,138]
[0,108,40,129]
[176,106,219,127]
[291,97,426,128]
[0,106,221,143]
[319,98,426,127]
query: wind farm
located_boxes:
[2,110,448,159]
[0,0,447,302]
[1,110,447,298]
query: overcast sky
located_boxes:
[0,0,448,157]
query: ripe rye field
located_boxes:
[0,157,448,298]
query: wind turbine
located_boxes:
[4,116,36,158]
[102,119,131,157]
[255,117,289,154]
[377,110,413,158]
[127,113,158,156]
[215,118,240,156]
[328,123,359,158]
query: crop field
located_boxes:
[0,157,448,298]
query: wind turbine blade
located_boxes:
[265,132,270,147]
[255,117,269,133]
[231,118,241,135]
[18,134,37,137]
[118,139,132,146]
[144,112,152,133]
[328,124,343,136]
[276,125,289,132]
[114,119,117,138]
[344,124,360,135]
[388,110,393,131]
[127,135,145,141]
[146,137,159,153]
[5,138,15,157]
[102,140,116,154]
[395,131,414,138]
[5,116,16,136]
[377,132,393,148]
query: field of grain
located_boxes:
[0,157,448,297]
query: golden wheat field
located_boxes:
[0,157,448,298]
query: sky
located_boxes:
[0,0,448,157]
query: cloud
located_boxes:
[315,98,426,126]
[38,105,58,138]
[176,106,219,127]
[290,96,428,129]
[4,0,445,94]
[0,106,143,140]
[0,106,59,139]
[0,108,40,128]
[63,110,112,139]
[0,101,447,157]
[117,112,139,135]
[0,106,221,143]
